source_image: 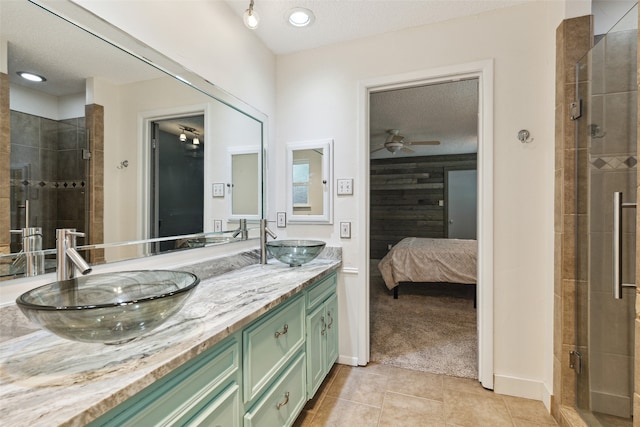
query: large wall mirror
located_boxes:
[286,139,333,224]
[0,0,265,280]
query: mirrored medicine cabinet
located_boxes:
[286,139,333,224]
[0,0,266,281]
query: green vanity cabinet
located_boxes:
[85,271,338,427]
[305,274,338,398]
[87,335,242,427]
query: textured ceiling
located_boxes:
[1,1,163,97]
[370,79,479,159]
[223,0,531,55]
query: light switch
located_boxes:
[340,222,351,239]
[213,220,222,232]
[277,212,286,228]
[337,178,353,195]
[212,183,225,197]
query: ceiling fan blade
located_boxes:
[401,146,415,153]
[408,140,440,146]
[370,146,387,153]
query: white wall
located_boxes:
[275,1,565,402]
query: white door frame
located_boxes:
[357,59,494,389]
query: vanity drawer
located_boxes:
[88,336,239,427]
[243,294,305,403]
[306,272,336,311]
[244,352,306,427]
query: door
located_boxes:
[150,116,205,253]
[447,169,477,239]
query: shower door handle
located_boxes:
[613,192,637,299]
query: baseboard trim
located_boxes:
[494,374,549,404]
[337,355,359,366]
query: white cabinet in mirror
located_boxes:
[286,139,333,224]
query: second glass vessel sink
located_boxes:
[266,240,326,267]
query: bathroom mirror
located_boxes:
[0,0,265,279]
[286,139,333,224]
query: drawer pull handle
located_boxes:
[276,392,290,410]
[327,312,334,329]
[321,316,326,336]
[274,324,289,338]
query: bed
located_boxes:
[377,237,477,303]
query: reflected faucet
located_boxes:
[10,227,44,277]
[232,219,248,240]
[260,218,277,264]
[56,229,92,281]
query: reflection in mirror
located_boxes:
[0,0,265,280]
[286,139,333,224]
[230,149,261,219]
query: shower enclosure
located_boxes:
[574,4,637,425]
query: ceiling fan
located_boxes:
[371,129,440,154]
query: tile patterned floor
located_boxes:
[294,363,559,427]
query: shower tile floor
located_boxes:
[294,363,559,426]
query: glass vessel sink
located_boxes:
[266,240,326,267]
[16,270,200,344]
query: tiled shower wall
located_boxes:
[9,111,87,251]
[1,73,9,255]
[554,15,593,424]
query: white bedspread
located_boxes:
[378,237,477,290]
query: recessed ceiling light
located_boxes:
[17,71,46,82]
[286,7,315,27]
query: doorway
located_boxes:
[149,115,205,253]
[358,60,494,389]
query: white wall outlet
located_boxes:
[337,178,354,195]
[213,220,222,232]
[438,199,444,207]
[277,212,286,228]
[340,222,351,239]
[212,183,225,197]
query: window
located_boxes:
[292,160,310,206]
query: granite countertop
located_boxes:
[0,256,341,427]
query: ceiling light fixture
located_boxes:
[179,132,187,142]
[286,7,315,27]
[243,0,259,29]
[17,71,46,82]
[192,133,200,145]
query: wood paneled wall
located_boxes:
[369,153,476,259]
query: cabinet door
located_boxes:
[325,293,339,369]
[306,303,327,398]
[186,383,241,427]
[244,352,307,427]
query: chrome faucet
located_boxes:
[232,218,248,240]
[260,218,277,264]
[56,229,92,281]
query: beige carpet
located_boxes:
[369,262,478,379]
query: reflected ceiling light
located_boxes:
[287,7,315,27]
[192,133,200,145]
[17,71,46,82]
[179,132,187,142]
[243,0,259,29]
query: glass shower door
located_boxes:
[575,4,637,426]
